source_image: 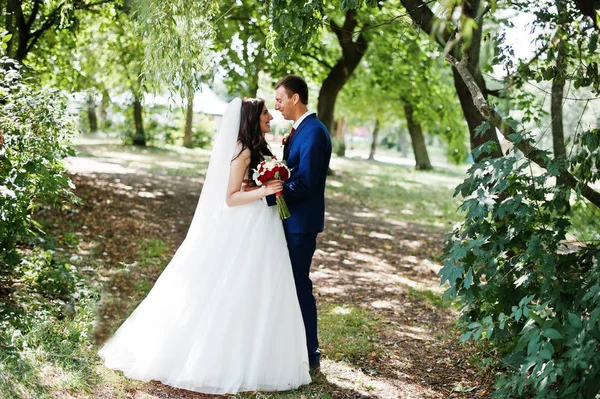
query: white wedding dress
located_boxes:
[98,98,311,394]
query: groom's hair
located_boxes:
[275,75,308,105]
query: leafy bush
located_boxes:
[441,126,600,398]
[189,113,214,148]
[0,58,78,277]
[0,56,80,344]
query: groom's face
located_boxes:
[275,86,294,121]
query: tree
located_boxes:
[213,0,270,98]
[368,118,380,160]
[550,1,571,212]
[317,8,369,138]
[271,1,600,396]
[0,54,79,317]
[136,0,217,147]
[403,102,432,169]
[437,1,600,396]
[337,20,467,168]
[104,14,147,145]
[269,0,502,161]
[3,0,115,63]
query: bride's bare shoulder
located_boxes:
[232,142,251,163]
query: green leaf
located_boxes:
[589,33,598,53]
[439,261,464,286]
[463,267,473,289]
[541,328,563,340]
[568,313,582,329]
[460,331,473,342]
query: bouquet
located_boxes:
[252,156,291,220]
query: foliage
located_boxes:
[0,54,92,399]
[0,58,79,284]
[0,63,94,399]
[0,248,99,398]
[441,123,600,397]
[2,0,118,63]
[338,17,469,164]
[213,0,272,97]
[135,0,217,98]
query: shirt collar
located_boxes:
[292,110,316,130]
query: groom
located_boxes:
[269,75,332,375]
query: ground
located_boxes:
[37,138,493,399]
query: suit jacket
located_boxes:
[268,113,332,234]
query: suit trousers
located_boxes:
[284,231,320,367]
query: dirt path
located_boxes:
[43,147,492,399]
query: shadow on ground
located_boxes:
[37,146,492,399]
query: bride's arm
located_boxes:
[226,148,282,207]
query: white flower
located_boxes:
[0,185,16,199]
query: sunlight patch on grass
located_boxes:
[405,287,454,309]
[74,143,212,178]
[319,303,379,364]
[327,157,466,228]
[137,238,168,260]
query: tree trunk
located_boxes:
[399,0,502,162]
[452,0,503,161]
[132,93,146,146]
[551,9,570,213]
[317,9,369,135]
[452,69,502,161]
[87,92,98,133]
[183,92,194,148]
[447,51,600,208]
[248,73,259,98]
[334,116,346,157]
[99,89,110,126]
[551,46,567,162]
[404,104,433,170]
[368,119,380,160]
[5,0,18,58]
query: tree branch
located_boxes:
[486,88,507,98]
[399,0,452,48]
[27,3,64,55]
[77,0,114,10]
[329,18,344,43]
[446,52,600,208]
[301,52,334,70]
[573,0,600,31]
[26,0,42,29]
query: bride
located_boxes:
[98,97,312,394]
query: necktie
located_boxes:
[289,127,296,139]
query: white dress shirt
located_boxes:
[293,110,316,130]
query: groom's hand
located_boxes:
[265,179,283,194]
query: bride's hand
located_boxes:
[264,179,283,196]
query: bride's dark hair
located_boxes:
[234,97,273,178]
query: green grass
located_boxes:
[0,266,100,399]
[405,287,454,309]
[229,303,382,399]
[137,238,168,259]
[319,303,379,363]
[328,156,468,228]
[77,143,211,178]
[2,142,468,398]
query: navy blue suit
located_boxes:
[268,113,332,367]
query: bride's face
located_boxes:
[259,105,274,134]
